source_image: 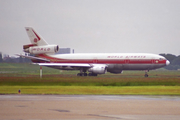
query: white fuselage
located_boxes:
[38,53,169,73]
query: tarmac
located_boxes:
[0,95,180,120]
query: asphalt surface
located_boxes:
[0,95,180,120]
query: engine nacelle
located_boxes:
[24,45,59,54]
[88,65,107,74]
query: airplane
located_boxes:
[17,27,170,77]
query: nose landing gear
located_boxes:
[144,70,149,77]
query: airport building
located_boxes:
[56,48,71,54]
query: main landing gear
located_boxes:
[77,72,97,76]
[77,68,97,76]
[88,73,97,76]
[144,70,149,77]
[77,73,87,76]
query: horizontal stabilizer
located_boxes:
[16,54,50,62]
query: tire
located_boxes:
[144,74,148,77]
[88,73,92,76]
[84,73,87,76]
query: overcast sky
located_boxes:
[1,0,180,56]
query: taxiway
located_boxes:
[0,95,180,120]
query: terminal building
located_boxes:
[56,48,71,54]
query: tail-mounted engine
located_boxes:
[23,44,59,54]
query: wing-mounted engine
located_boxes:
[23,44,59,54]
[88,65,107,74]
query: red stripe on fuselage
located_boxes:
[37,54,166,64]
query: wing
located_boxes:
[16,54,92,70]
[36,63,92,70]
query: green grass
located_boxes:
[0,63,77,75]
[1,63,180,95]
[1,86,180,95]
[0,76,180,86]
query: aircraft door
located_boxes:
[93,58,98,63]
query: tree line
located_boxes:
[0,52,31,63]
[160,54,180,70]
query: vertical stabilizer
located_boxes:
[25,27,48,46]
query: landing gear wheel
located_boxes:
[77,73,82,76]
[88,73,97,76]
[144,74,148,77]
[144,70,149,77]
[77,73,87,76]
[88,73,91,76]
[84,73,87,76]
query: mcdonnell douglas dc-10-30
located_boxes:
[17,27,170,77]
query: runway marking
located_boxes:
[88,114,123,119]
[49,109,70,113]
[16,105,27,108]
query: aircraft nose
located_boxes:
[166,60,170,66]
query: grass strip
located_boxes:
[1,76,180,86]
[0,86,180,95]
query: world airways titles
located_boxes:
[32,47,51,52]
[107,56,146,59]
